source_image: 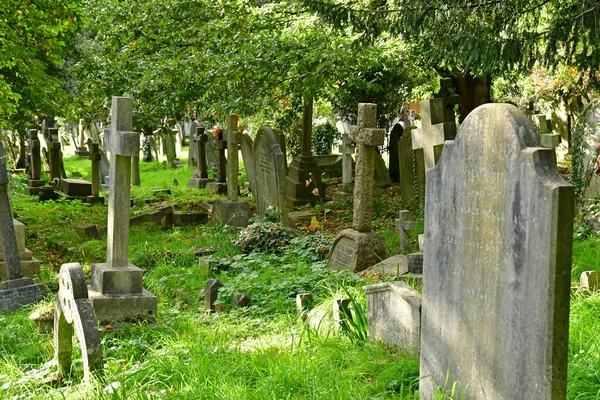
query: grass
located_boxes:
[1,149,600,399]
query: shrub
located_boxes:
[234,222,295,254]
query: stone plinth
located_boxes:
[57,179,92,201]
[210,198,250,228]
[206,181,227,195]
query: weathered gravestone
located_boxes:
[253,126,288,224]
[87,139,104,204]
[166,128,183,168]
[211,115,251,228]
[0,143,46,312]
[328,104,386,272]
[205,127,228,195]
[24,129,45,196]
[49,128,64,180]
[88,97,157,322]
[363,281,421,357]
[188,126,215,189]
[239,133,257,194]
[75,119,90,157]
[57,179,92,201]
[187,120,199,167]
[420,104,574,399]
[332,132,355,202]
[54,263,102,380]
[205,278,223,312]
[394,210,414,252]
[397,125,419,210]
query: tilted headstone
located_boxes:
[211,115,251,228]
[188,127,215,189]
[328,104,386,272]
[394,210,414,252]
[54,263,102,380]
[205,278,223,312]
[419,104,574,399]
[0,142,46,312]
[88,96,157,323]
[253,126,288,224]
[234,293,251,308]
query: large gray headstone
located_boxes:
[420,104,574,399]
[253,126,288,224]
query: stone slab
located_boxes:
[287,211,318,228]
[210,198,250,228]
[0,279,46,313]
[88,287,157,323]
[205,182,227,195]
[172,211,208,226]
[363,281,421,356]
[90,263,144,295]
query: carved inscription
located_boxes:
[329,237,357,270]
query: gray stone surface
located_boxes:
[394,210,414,252]
[363,281,421,356]
[287,210,317,228]
[253,126,288,224]
[54,263,102,381]
[234,293,251,308]
[239,133,256,194]
[188,127,214,188]
[58,178,92,200]
[420,104,574,399]
[398,126,417,210]
[205,278,223,312]
[211,198,250,228]
[406,252,423,274]
[226,115,240,201]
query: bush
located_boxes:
[311,122,340,155]
[234,222,295,254]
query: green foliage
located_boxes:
[571,101,598,210]
[233,222,295,254]
[337,287,369,346]
[311,122,339,155]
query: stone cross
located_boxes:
[196,127,209,179]
[49,128,62,180]
[411,98,456,172]
[226,114,240,200]
[105,97,138,268]
[349,103,385,232]
[340,133,355,185]
[434,77,461,122]
[533,114,561,149]
[216,129,227,183]
[394,210,415,252]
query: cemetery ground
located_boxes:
[0,153,599,399]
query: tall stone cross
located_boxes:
[226,114,240,201]
[105,97,138,268]
[411,98,456,172]
[349,104,385,232]
[340,133,355,185]
[434,77,461,123]
[89,96,156,322]
[394,210,415,252]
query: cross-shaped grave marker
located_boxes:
[88,96,157,323]
[341,132,355,186]
[394,210,415,252]
[188,126,215,189]
[411,98,456,172]
[206,126,228,195]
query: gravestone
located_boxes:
[328,104,386,272]
[88,96,157,323]
[420,104,574,399]
[253,126,288,224]
[100,129,111,185]
[211,115,251,228]
[332,133,355,201]
[234,293,251,308]
[166,128,183,168]
[412,98,456,173]
[388,123,402,182]
[57,179,92,201]
[75,119,90,157]
[188,127,214,189]
[398,126,418,210]
[87,140,104,204]
[394,210,414,252]
[239,133,257,194]
[205,278,223,312]
[533,113,561,152]
[24,129,45,196]
[205,132,218,169]
[49,128,63,180]
[433,77,461,123]
[363,281,421,357]
[54,263,102,380]
[206,127,228,195]
[187,120,199,167]
[0,143,46,312]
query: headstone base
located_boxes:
[0,277,46,313]
[0,250,41,280]
[188,177,214,189]
[88,288,157,323]
[363,281,421,356]
[57,179,92,201]
[91,263,144,295]
[285,155,324,207]
[210,198,251,228]
[25,180,45,196]
[205,182,227,195]
[86,195,105,205]
[38,186,58,201]
[328,228,386,272]
[75,148,91,158]
[170,158,183,168]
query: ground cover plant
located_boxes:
[0,151,598,399]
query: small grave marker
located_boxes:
[394,210,414,252]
